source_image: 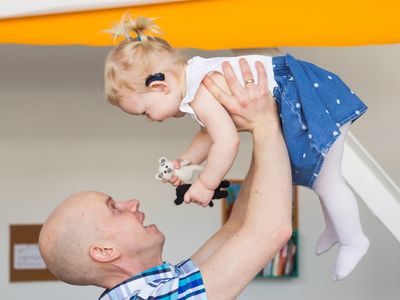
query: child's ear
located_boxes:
[149,81,169,93]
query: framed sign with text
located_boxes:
[9,224,57,282]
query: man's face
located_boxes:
[94,193,165,260]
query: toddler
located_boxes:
[104,15,369,280]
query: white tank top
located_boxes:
[180,55,278,126]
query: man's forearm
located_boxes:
[192,123,291,267]
[223,122,292,235]
[197,59,294,300]
[198,121,293,300]
[224,153,255,229]
[244,123,293,238]
[191,146,253,266]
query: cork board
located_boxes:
[9,224,57,282]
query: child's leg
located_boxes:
[312,122,369,280]
[315,201,338,255]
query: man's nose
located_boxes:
[124,199,140,212]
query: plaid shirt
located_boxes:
[99,259,207,300]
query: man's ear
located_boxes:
[149,81,169,93]
[89,245,121,263]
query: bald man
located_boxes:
[39,60,292,299]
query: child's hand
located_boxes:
[162,159,189,186]
[183,179,214,207]
[164,159,181,186]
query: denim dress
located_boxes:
[272,54,368,187]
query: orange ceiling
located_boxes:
[0,0,399,49]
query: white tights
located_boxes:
[311,122,369,280]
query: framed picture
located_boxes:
[221,179,243,225]
[9,224,58,282]
[221,180,299,278]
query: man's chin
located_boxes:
[145,224,159,232]
[145,224,165,240]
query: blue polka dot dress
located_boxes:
[272,54,367,187]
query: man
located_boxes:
[39,60,293,299]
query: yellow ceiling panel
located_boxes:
[0,0,399,48]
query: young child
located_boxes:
[104,15,369,280]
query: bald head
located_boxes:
[39,191,108,285]
[40,191,165,288]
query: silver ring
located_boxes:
[245,78,255,84]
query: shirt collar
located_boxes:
[99,262,177,300]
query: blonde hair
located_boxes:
[104,14,187,105]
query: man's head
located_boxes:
[39,191,165,288]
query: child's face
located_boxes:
[118,89,184,122]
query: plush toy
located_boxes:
[155,157,203,184]
[174,180,231,207]
[155,157,230,207]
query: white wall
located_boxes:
[1,45,399,299]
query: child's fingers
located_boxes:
[183,192,191,204]
[173,159,181,169]
[173,179,181,187]
[169,176,180,186]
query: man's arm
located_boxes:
[194,59,293,299]
[200,122,292,300]
[191,153,254,265]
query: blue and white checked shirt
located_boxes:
[99,259,207,300]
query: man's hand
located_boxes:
[202,59,280,133]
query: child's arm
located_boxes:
[179,127,213,165]
[184,74,240,206]
[162,128,211,187]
